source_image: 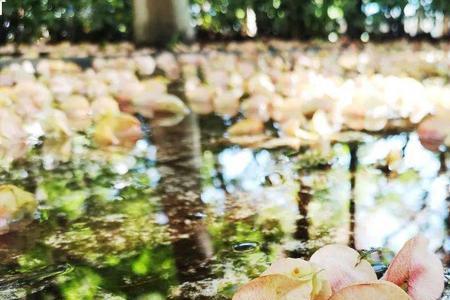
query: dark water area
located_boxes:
[0,113,449,299]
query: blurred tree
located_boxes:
[344,0,366,39]
[133,0,194,45]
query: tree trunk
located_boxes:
[133,0,195,46]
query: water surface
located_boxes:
[0,113,448,299]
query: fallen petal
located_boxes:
[228,134,270,147]
[329,281,411,300]
[0,185,37,235]
[93,113,142,149]
[417,116,448,152]
[227,118,265,137]
[383,235,444,300]
[310,244,377,293]
[256,137,301,150]
[233,274,312,300]
[262,258,332,300]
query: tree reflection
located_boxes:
[151,113,213,283]
[291,181,312,258]
[348,142,358,248]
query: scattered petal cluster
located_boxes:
[1,40,448,164]
[0,54,189,166]
[233,235,444,300]
[176,41,449,150]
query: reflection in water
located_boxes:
[0,263,73,298]
[295,185,311,241]
[152,113,213,284]
[0,117,448,299]
[355,134,448,254]
[439,151,447,174]
[348,142,358,248]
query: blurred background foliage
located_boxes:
[0,0,449,44]
[191,0,450,40]
[0,0,132,44]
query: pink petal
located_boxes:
[329,281,411,300]
[383,235,444,300]
[310,244,377,293]
[417,116,449,152]
[232,274,312,300]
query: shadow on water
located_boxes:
[0,114,449,299]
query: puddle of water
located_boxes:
[0,113,448,299]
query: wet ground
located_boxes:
[0,113,449,299]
